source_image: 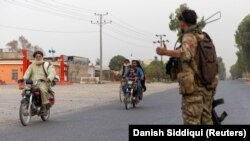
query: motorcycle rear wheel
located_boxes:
[41,108,50,121]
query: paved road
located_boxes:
[215,80,250,124]
[0,80,249,141]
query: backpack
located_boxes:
[194,31,219,87]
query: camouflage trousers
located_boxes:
[181,88,213,125]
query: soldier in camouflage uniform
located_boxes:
[156,9,215,124]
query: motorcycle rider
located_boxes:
[123,60,144,100]
[135,60,147,93]
[120,59,131,76]
[127,67,137,80]
[23,51,56,115]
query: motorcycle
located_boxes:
[18,79,55,126]
[119,77,127,102]
[123,78,141,110]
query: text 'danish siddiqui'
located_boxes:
[132,128,246,138]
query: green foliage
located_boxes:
[230,64,242,79]
[169,3,206,36]
[169,3,189,33]
[217,57,226,80]
[5,35,44,55]
[6,40,18,51]
[235,14,250,71]
[231,14,250,78]
[96,58,100,66]
[145,60,168,82]
[139,61,147,72]
[109,55,127,71]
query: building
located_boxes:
[0,49,24,84]
[0,60,23,84]
[94,65,120,81]
[44,55,91,83]
[0,48,92,84]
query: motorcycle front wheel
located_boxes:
[119,84,124,102]
[124,94,130,110]
[125,101,130,110]
[19,101,31,126]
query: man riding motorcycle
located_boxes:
[22,51,56,115]
[120,59,131,76]
[123,60,144,100]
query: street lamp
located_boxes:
[49,48,55,61]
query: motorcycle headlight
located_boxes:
[25,90,31,94]
[128,81,133,85]
[25,84,32,90]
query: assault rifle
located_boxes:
[212,98,228,125]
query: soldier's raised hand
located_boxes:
[156,47,167,55]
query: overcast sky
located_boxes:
[0,0,249,77]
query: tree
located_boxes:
[169,3,205,36]
[217,57,226,80]
[95,58,100,66]
[169,3,189,33]
[109,55,127,71]
[230,14,250,78]
[234,14,250,72]
[145,60,168,82]
[230,51,245,79]
[230,64,242,79]
[33,45,40,51]
[19,35,29,49]
[5,35,45,56]
[6,40,18,51]
[33,45,45,55]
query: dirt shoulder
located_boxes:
[0,82,177,126]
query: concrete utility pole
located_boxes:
[91,12,112,84]
[153,34,169,62]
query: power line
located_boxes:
[0,24,98,34]
[110,14,154,35]
[25,0,93,19]
[103,32,152,48]
[112,22,153,39]
[48,1,155,39]
[104,26,152,42]
[4,0,91,22]
[91,12,112,84]
[50,0,96,14]
[43,0,154,38]
[5,0,156,40]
